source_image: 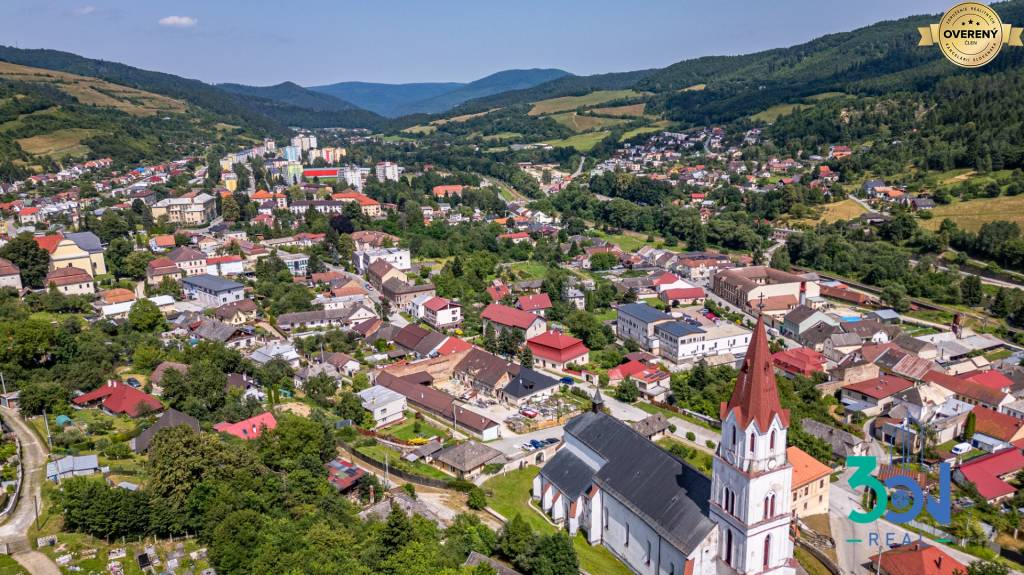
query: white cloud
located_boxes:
[158,15,197,28]
[73,5,96,15]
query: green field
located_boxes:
[402,124,436,134]
[543,131,611,152]
[16,128,102,157]
[920,194,1024,232]
[787,199,868,226]
[529,90,642,116]
[549,112,630,133]
[381,414,447,442]
[590,103,646,117]
[750,103,811,123]
[620,121,671,141]
[482,132,523,141]
[591,229,660,251]
[806,92,846,101]
[508,261,551,280]
[482,467,633,575]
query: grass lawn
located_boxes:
[656,437,713,475]
[591,308,617,322]
[481,132,522,142]
[482,467,633,575]
[904,309,954,324]
[508,261,551,280]
[402,124,436,135]
[620,121,671,141]
[591,229,661,252]
[590,103,646,117]
[17,128,102,157]
[749,103,810,123]
[788,199,867,225]
[381,414,446,442]
[633,401,718,433]
[549,112,630,133]
[355,443,453,481]
[795,546,833,575]
[542,131,611,152]
[0,555,24,575]
[985,348,1013,361]
[528,90,642,116]
[921,195,1024,232]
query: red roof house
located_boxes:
[869,542,965,575]
[956,447,1024,502]
[432,185,464,197]
[481,303,546,336]
[485,280,510,302]
[213,412,277,440]
[971,406,1024,444]
[772,348,826,377]
[527,330,590,369]
[965,371,1015,391]
[72,381,162,417]
[517,293,552,315]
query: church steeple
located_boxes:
[720,313,789,433]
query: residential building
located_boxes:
[45,267,95,295]
[367,259,407,290]
[616,303,672,352]
[181,274,246,308]
[481,303,547,340]
[422,296,462,329]
[781,306,837,338]
[801,418,869,460]
[151,192,217,225]
[72,380,162,417]
[357,386,407,428]
[167,246,208,276]
[527,330,590,371]
[375,161,400,182]
[869,543,965,575]
[146,257,184,286]
[214,412,277,440]
[0,258,21,290]
[278,251,309,276]
[434,441,502,479]
[839,375,915,416]
[355,247,411,273]
[333,191,382,217]
[787,446,831,518]
[213,299,259,326]
[954,448,1024,503]
[382,279,436,312]
[375,371,500,440]
[771,348,826,378]
[131,409,200,453]
[46,454,101,482]
[206,255,245,276]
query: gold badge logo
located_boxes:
[919,2,1023,67]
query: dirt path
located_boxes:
[0,408,59,575]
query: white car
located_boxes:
[951,442,973,456]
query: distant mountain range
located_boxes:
[309,68,571,117]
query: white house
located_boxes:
[422,297,462,329]
[655,320,752,365]
[616,303,672,353]
[181,274,246,308]
[357,385,407,428]
[355,247,411,273]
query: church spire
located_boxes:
[720,313,789,432]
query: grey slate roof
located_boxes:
[183,274,243,292]
[617,303,672,324]
[541,449,598,501]
[64,231,103,253]
[434,441,502,472]
[559,411,715,555]
[656,321,705,338]
[131,408,200,453]
[503,367,560,400]
[632,413,670,437]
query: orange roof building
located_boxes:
[787,446,832,517]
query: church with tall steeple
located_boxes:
[533,314,795,575]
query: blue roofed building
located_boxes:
[182,274,246,308]
[616,303,672,352]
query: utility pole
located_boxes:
[33,495,39,530]
[1,372,7,395]
[41,409,51,448]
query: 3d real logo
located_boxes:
[846,456,952,526]
[919,2,1023,67]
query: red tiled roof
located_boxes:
[661,287,705,300]
[721,316,790,431]
[965,371,1014,391]
[206,255,243,264]
[517,293,552,312]
[423,296,457,312]
[33,233,63,254]
[926,370,1010,406]
[498,231,531,240]
[843,375,914,400]
[869,543,965,575]
[432,185,464,196]
[485,281,510,302]
[772,347,826,376]
[971,406,1024,442]
[481,303,541,330]
[652,272,680,286]
[376,371,497,433]
[787,446,831,489]
[46,266,92,286]
[213,412,277,440]
[437,337,473,355]
[958,447,1024,501]
[0,258,19,278]
[527,330,589,364]
[72,381,162,417]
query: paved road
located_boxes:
[0,408,60,575]
[572,156,586,178]
[829,469,987,575]
[849,196,878,214]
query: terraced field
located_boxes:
[549,111,630,132]
[528,90,642,116]
[16,128,102,157]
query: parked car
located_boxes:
[529,439,543,449]
[520,408,539,418]
[522,443,535,451]
[126,377,141,388]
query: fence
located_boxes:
[795,539,841,575]
[342,441,453,490]
[0,436,22,521]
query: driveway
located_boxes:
[0,407,59,574]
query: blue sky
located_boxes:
[0,0,957,86]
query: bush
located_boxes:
[467,486,487,510]
[706,440,716,450]
[668,424,677,433]
[447,479,476,493]
[482,463,504,475]
[402,483,417,500]
[686,431,696,442]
